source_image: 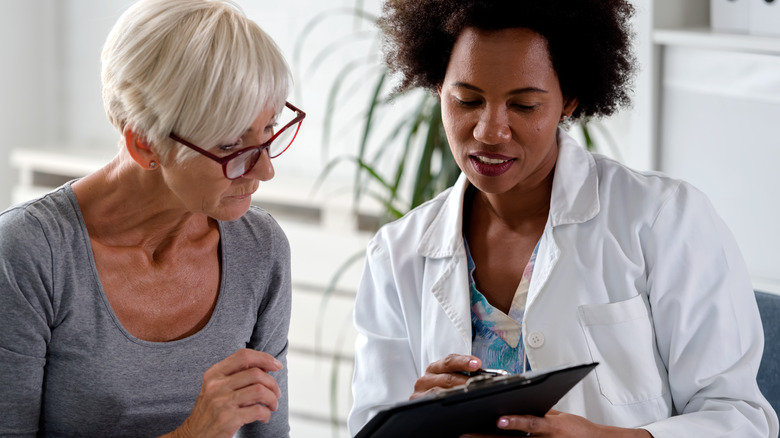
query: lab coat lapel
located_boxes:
[527,129,600,307]
[418,174,472,357]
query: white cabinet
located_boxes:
[632,0,780,294]
[750,0,780,37]
[711,0,750,33]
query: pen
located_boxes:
[458,368,511,377]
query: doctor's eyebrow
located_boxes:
[449,82,549,95]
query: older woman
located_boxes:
[0,0,304,436]
[349,0,778,437]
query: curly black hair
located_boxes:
[378,0,636,120]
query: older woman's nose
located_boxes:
[473,108,512,144]
[246,149,275,181]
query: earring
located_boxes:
[149,161,157,169]
[560,114,569,123]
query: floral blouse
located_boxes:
[465,238,539,375]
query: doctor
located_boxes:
[348,0,778,437]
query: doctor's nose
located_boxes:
[473,109,512,145]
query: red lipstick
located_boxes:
[469,152,515,177]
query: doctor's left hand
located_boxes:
[459,410,653,438]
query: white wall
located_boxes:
[58,0,136,148]
[0,0,390,210]
[0,0,59,208]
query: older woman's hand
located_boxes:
[459,410,653,438]
[165,348,283,438]
[410,354,483,400]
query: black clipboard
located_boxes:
[355,362,597,438]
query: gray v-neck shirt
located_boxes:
[0,183,291,437]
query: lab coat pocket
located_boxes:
[578,294,668,405]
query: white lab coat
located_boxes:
[348,129,778,437]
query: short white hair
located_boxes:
[101,0,291,161]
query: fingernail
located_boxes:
[498,417,510,428]
[274,359,283,369]
[469,359,480,369]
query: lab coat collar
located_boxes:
[549,128,600,227]
[417,172,470,259]
[417,128,599,259]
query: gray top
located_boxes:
[0,183,292,437]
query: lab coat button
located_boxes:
[527,331,545,348]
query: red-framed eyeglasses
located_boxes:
[169,101,305,180]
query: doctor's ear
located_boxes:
[562,96,579,119]
[123,127,159,171]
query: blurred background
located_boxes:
[1,0,779,436]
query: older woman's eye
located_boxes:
[218,140,242,152]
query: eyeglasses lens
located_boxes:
[268,122,299,158]
[268,105,302,158]
[223,105,302,179]
[226,149,261,179]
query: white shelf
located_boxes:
[11,148,111,177]
[9,146,383,233]
[654,28,780,55]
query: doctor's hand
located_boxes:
[410,354,482,400]
[459,410,654,438]
[163,349,283,438]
